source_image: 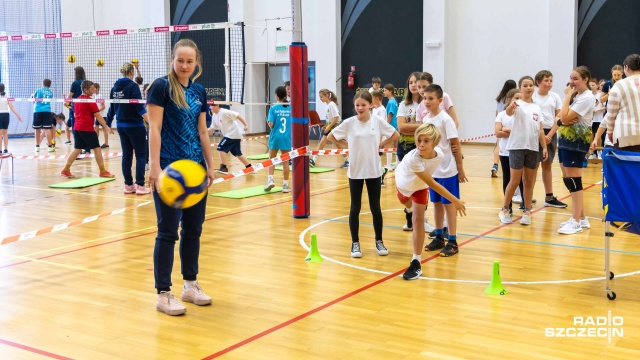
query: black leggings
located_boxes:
[499,155,523,209]
[348,178,383,242]
[591,122,606,147]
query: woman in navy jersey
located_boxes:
[146,39,215,316]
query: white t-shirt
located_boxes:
[218,108,243,139]
[0,94,9,113]
[395,147,444,196]
[533,91,562,129]
[424,110,458,178]
[397,101,419,143]
[93,93,106,117]
[592,91,604,124]
[325,101,340,124]
[570,91,596,127]
[372,105,386,120]
[495,110,514,157]
[331,114,396,179]
[505,100,542,152]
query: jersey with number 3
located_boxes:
[268,104,292,150]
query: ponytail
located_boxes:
[319,88,339,106]
[0,83,5,96]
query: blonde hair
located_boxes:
[415,123,440,145]
[319,88,338,105]
[505,88,520,101]
[168,39,202,108]
[120,62,134,76]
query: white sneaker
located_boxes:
[282,183,291,193]
[181,282,212,306]
[558,218,583,234]
[560,217,590,229]
[264,178,275,191]
[512,195,522,204]
[424,219,435,233]
[520,212,531,225]
[157,291,187,315]
[589,153,597,159]
[498,209,513,224]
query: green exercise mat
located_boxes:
[211,185,282,199]
[49,177,116,189]
[274,166,334,173]
[246,153,270,160]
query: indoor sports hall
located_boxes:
[1,0,640,359]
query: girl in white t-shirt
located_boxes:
[397,72,422,162]
[328,91,399,258]
[556,66,596,235]
[495,89,524,215]
[499,76,548,225]
[396,123,466,280]
[588,77,606,159]
[311,89,346,167]
[0,84,24,153]
[492,80,517,178]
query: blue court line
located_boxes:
[324,218,640,256]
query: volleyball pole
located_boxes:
[290,0,310,218]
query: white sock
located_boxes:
[386,153,392,168]
[184,280,196,289]
[268,175,273,181]
[412,254,421,261]
[283,180,289,186]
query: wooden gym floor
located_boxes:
[0,132,639,359]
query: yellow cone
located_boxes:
[304,234,323,262]
[485,261,507,295]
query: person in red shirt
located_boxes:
[60,80,115,178]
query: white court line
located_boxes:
[299,208,637,285]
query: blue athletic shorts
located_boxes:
[429,174,460,205]
[558,148,586,168]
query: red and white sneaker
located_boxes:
[99,171,115,178]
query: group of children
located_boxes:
[494,67,598,235]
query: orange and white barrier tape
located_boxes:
[460,133,495,142]
[12,152,123,160]
[210,134,270,147]
[213,146,307,184]
[0,97,222,105]
[0,201,150,246]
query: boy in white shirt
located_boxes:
[422,85,466,257]
[532,70,565,208]
[397,123,466,279]
[210,104,253,174]
[368,77,381,93]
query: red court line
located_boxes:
[201,182,599,359]
[0,185,350,270]
[0,338,73,360]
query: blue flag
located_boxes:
[602,148,640,235]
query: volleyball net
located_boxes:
[0,21,245,135]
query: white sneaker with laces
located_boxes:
[498,209,513,224]
[558,218,583,234]
[282,183,291,193]
[424,220,435,233]
[512,195,522,204]
[520,212,531,225]
[157,291,187,315]
[181,282,212,306]
[264,178,275,191]
[560,217,590,229]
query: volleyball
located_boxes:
[131,58,138,65]
[158,160,208,209]
[96,59,104,67]
[67,55,76,63]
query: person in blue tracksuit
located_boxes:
[107,62,150,195]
